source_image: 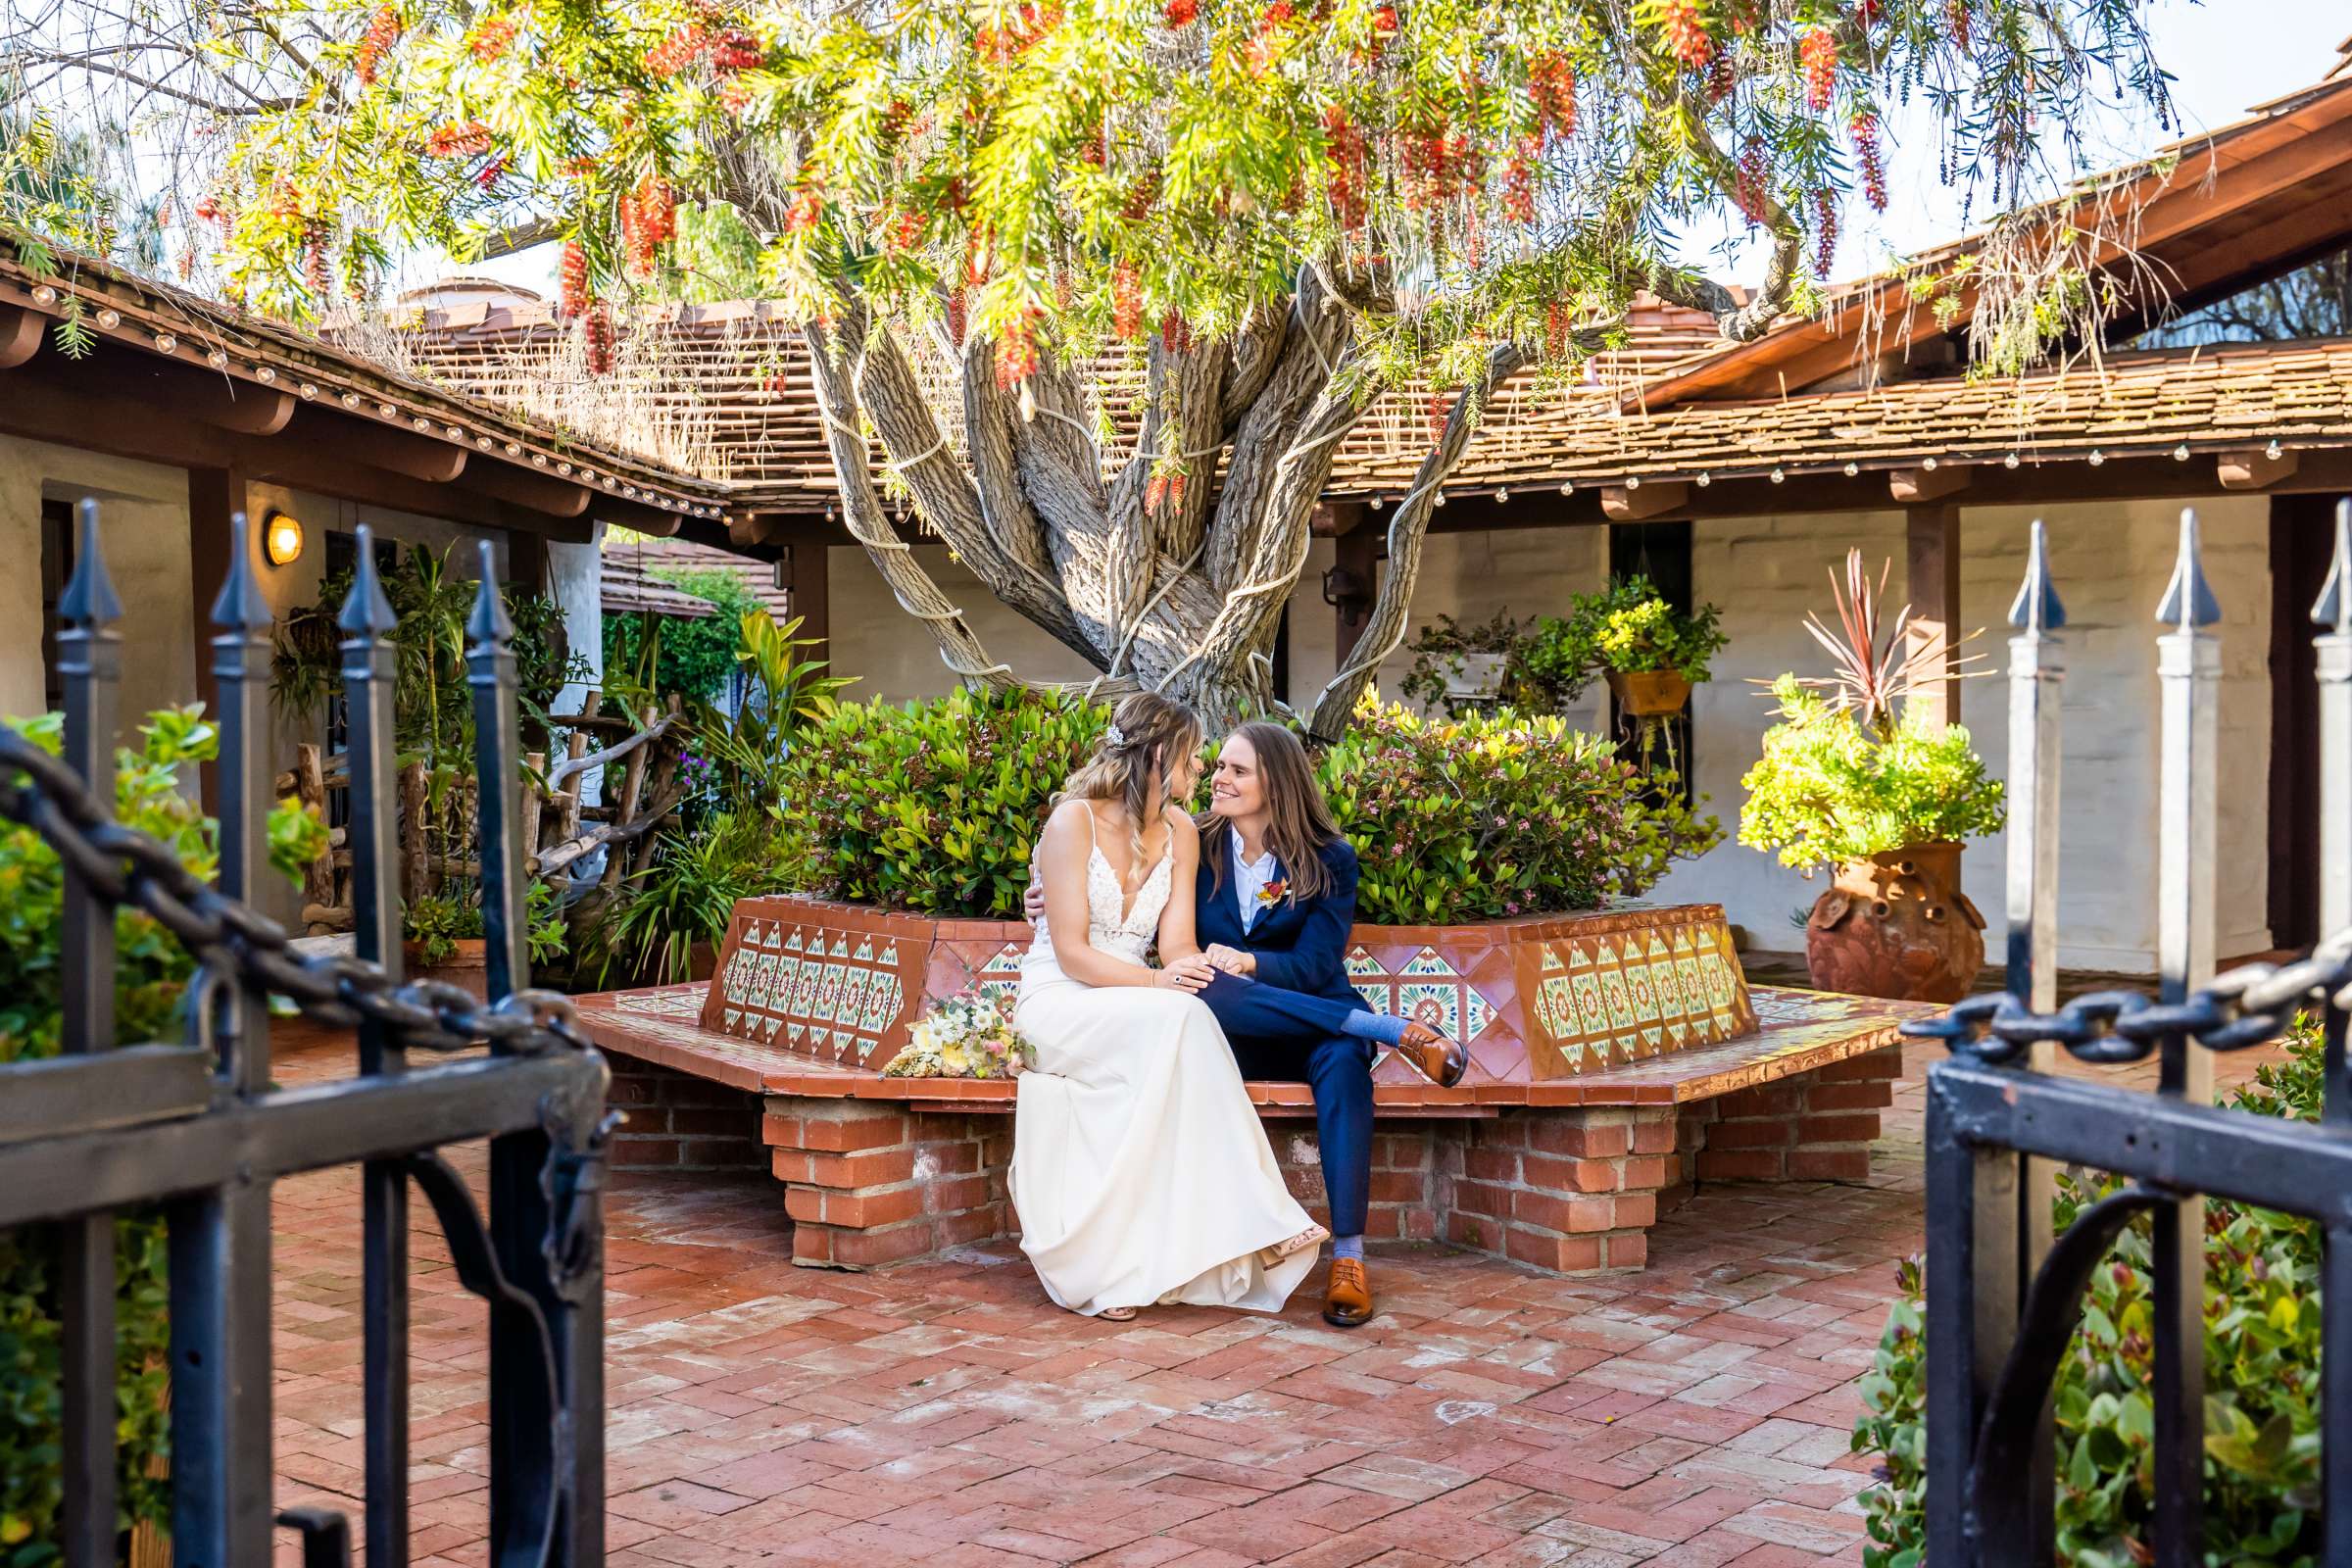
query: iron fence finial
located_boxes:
[466,539,515,646]
[2156,507,2222,631]
[2008,518,2067,633]
[210,512,273,631]
[337,523,399,637]
[58,497,122,628]
[2313,498,2352,634]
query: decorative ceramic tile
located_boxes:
[863,970,904,1034]
[837,967,873,1035]
[976,944,1025,1007]
[1346,946,1392,1013]
[1462,987,1494,1041]
[1396,981,1462,1040]
[1400,947,1460,979]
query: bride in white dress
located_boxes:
[1010,693,1326,1321]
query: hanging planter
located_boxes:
[1604,667,1692,718]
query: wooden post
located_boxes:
[519,750,546,873]
[1333,528,1379,671]
[779,540,830,669]
[601,709,653,890]
[1906,503,1962,730]
[294,744,336,912]
[398,760,431,903]
[187,466,248,808]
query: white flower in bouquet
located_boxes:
[884,989,1037,1078]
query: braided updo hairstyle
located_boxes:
[1054,692,1204,885]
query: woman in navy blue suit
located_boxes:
[1186,723,1466,1328]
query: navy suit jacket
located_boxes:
[1195,834,1361,1011]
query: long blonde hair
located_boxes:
[1201,720,1344,906]
[1054,692,1204,881]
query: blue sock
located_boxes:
[1342,1008,1411,1048]
[1332,1235,1364,1260]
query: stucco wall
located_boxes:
[0,435,197,740]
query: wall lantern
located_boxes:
[264,509,306,567]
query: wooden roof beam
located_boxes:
[2219,446,2299,490]
[1600,480,1690,520]
[464,460,593,517]
[0,306,42,368]
[293,410,469,483]
[1889,464,1970,504]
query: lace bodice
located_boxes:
[1029,845,1173,969]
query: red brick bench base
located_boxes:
[578,985,1919,1276]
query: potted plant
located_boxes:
[1738,552,2003,1003]
[1526,575,1728,720]
[696,685,1752,1086]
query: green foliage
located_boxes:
[1855,1022,2331,1567]
[1319,700,1721,923]
[779,686,1110,920]
[586,813,802,986]
[602,565,764,707]
[0,707,312,1556]
[1524,576,1729,696]
[1738,676,2005,870]
[1400,582,1725,716]
[685,609,853,821]
[403,879,569,968]
[776,687,1716,923]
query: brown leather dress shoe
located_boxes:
[1323,1256,1373,1328]
[1395,1023,1469,1089]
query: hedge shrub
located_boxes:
[0,707,321,1558]
[776,688,1719,923]
[1854,1023,2329,1567]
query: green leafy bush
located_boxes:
[1400,580,1727,717]
[780,685,1108,919]
[1319,702,1722,923]
[586,813,806,986]
[603,564,764,706]
[1739,676,2006,870]
[1854,1023,2329,1567]
[0,707,318,1557]
[775,688,1717,924]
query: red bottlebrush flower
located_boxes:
[1145,471,1167,513]
[1813,188,1839,278]
[424,120,493,158]
[560,240,590,318]
[194,195,223,226]
[357,4,399,83]
[1370,2,1399,33]
[583,305,614,375]
[1707,50,1736,103]
[1658,0,1713,71]
[646,24,710,78]
[1121,171,1158,220]
[1163,0,1198,24]
[1079,131,1105,167]
[468,16,516,61]
[1735,133,1769,222]
[1851,111,1887,212]
[1544,298,1572,358]
[1502,145,1537,224]
[1263,1,1295,22]
[1948,0,1971,51]
[1800,27,1839,112]
[1159,310,1193,354]
[719,76,754,115]
[890,208,924,251]
[305,235,330,298]
[1111,262,1144,340]
[475,155,506,191]
[1424,391,1449,444]
[710,26,764,72]
[1856,0,1883,25]
[785,189,824,234]
[996,316,1041,389]
[1322,109,1369,229]
[946,290,967,346]
[882,98,912,140]
[1530,51,1577,138]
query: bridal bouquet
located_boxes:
[882,990,1035,1079]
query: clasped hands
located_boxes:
[1021,882,1254,991]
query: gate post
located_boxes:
[169,514,280,1566]
[2152,509,2220,1565]
[55,500,122,1568]
[2310,500,2352,1557]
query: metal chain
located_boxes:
[1902,924,2352,1064]
[0,730,590,1055]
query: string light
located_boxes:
[96,309,120,329]
[1770,466,1786,484]
[256,366,276,383]
[378,401,397,417]
[2174,444,2191,462]
[1559,482,1574,496]
[532,453,549,467]
[2087,450,2105,466]
[412,416,430,431]
[557,462,573,474]
[2268,440,2285,461]
[30,285,56,306]
[1434,491,1447,507]
[341,392,362,408]
[2003,452,2021,469]
[1694,471,1711,487]
[299,382,318,400]
[1625,474,1642,491]
[504,442,522,457]
[1495,488,1510,502]
[445,423,463,440]
[154,333,176,354]
[1370,497,1385,511]
[476,435,493,449]
[1842,462,1859,476]
[1922,456,1939,471]
[209,350,229,368]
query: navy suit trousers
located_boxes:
[1200,972,1373,1239]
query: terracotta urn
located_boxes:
[402,936,489,1000]
[1804,842,1985,1004]
[1605,668,1692,718]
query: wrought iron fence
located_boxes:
[1,506,612,1567]
[1906,504,2352,1565]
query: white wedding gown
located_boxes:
[1009,841,1320,1317]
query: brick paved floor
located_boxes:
[265,1024,2286,1568]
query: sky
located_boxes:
[403,1,2352,305]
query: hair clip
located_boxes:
[1104,723,1129,747]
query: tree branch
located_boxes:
[802,313,1017,693]
[1306,340,1528,739]
[1205,270,1349,594]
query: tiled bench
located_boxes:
[571,984,1924,1276]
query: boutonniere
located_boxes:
[1256,877,1290,908]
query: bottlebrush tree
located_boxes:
[26,0,2173,731]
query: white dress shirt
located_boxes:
[1232,836,1280,933]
